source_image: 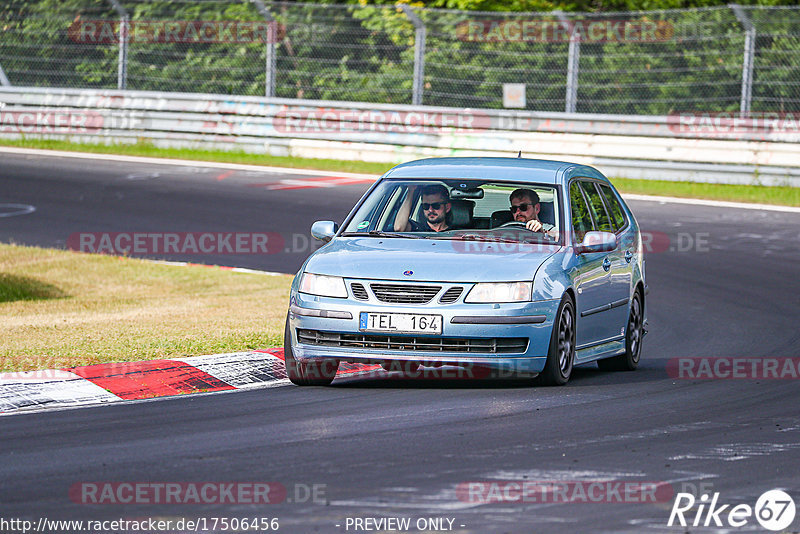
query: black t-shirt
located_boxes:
[407,219,450,232]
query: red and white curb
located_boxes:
[0,349,380,416]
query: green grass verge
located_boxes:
[612,177,800,207]
[1,138,798,207]
[0,243,292,372]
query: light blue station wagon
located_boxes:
[284,157,647,386]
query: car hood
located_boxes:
[304,237,562,282]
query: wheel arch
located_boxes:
[563,286,576,305]
[634,280,645,312]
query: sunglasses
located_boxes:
[510,203,533,213]
[422,202,446,211]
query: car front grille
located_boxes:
[297,329,528,354]
[439,287,463,304]
[370,283,441,304]
[350,283,369,300]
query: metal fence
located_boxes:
[1,1,799,115]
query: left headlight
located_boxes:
[299,273,348,298]
[465,281,532,303]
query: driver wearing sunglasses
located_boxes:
[510,188,556,236]
[394,184,452,232]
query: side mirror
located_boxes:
[577,231,616,254]
[311,220,338,242]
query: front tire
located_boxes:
[283,315,339,386]
[534,294,575,386]
[597,290,643,372]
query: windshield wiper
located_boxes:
[438,234,525,244]
[341,231,425,239]
[369,230,427,239]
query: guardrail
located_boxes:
[1,87,798,186]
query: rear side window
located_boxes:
[598,184,627,232]
[579,181,614,232]
[570,182,593,242]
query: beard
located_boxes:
[426,211,445,224]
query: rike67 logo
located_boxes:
[668,489,796,531]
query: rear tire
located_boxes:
[283,315,339,386]
[597,290,643,372]
[534,294,575,386]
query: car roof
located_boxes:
[382,157,607,185]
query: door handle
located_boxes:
[625,250,634,263]
[602,257,611,272]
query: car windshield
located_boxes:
[342,179,561,243]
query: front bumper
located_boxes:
[287,287,560,375]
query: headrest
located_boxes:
[491,209,513,228]
[538,202,555,226]
[448,199,474,228]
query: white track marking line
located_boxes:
[0,203,36,217]
[142,259,286,276]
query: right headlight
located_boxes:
[299,273,348,298]
[464,282,532,303]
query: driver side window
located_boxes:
[579,181,614,232]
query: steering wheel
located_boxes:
[496,221,554,240]
[497,221,529,229]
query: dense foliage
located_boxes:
[424,0,799,11]
[1,0,798,113]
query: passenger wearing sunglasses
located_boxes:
[510,188,556,237]
[394,184,452,232]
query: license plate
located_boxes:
[359,312,442,334]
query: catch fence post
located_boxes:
[107,0,129,90]
[0,62,11,86]
[401,5,426,106]
[730,4,755,116]
[251,0,277,98]
[556,12,580,114]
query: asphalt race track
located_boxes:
[2,151,800,533]
[0,151,370,273]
